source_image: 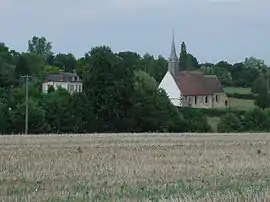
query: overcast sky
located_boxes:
[1,0,269,64]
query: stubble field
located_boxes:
[0,133,270,201]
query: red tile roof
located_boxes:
[173,71,224,96]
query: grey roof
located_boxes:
[46,72,82,83]
[169,29,178,59]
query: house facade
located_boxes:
[158,34,229,109]
[42,70,83,94]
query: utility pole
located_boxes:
[21,75,31,135]
[266,67,270,107]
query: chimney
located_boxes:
[60,70,64,81]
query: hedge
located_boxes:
[178,107,246,118]
[226,93,257,100]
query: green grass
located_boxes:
[47,174,270,201]
[224,87,252,95]
[229,98,255,111]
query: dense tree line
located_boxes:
[217,108,270,133]
[0,36,270,134]
[0,37,210,134]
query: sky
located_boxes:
[1,0,270,64]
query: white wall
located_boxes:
[42,81,82,94]
[158,71,182,106]
[42,81,68,93]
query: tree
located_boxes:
[254,77,269,109]
[15,55,29,78]
[0,58,15,88]
[83,46,135,132]
[180,109,212,132]
[117,51,142,70]
[53,53,77,72]
[217,113,243,132]
[76,58,89,78]
[8,99,49,134]
[242,108,270,132]
[244,57,266,70]
[153,55,167,83]
[47,85,55,93]
[0,99,8,133]
[186,53,199,69]
[202,61,233,86]
[40,89,73,133]
[28,36,53,60]
[68,92,90,133]
[179,41,187,70]
[132,70,186,132]
[0,42,9,53]
[44,65,60,74]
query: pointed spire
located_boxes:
[170,28,177,59]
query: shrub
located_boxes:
[217,113,243,133]
[181,109,212,132]
[242,108,270,132]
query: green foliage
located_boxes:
[202,63,233,86]
[242,108,270,132]
[217,108,270,133]
[1,39,270,134]
[0,58,15,88]
[53,53,77,72]
[44,66,60,74]
[231,62,259,87]
[254,77,270,109]
[217,113,243,133]
[252,76,264,94]
[82,46,135,132]
[8,99,49,134]
[0,99,8,133]
[181,109,212,132]
[179,42,199,70]
[179,42,187,70]
[132,71,186,132]
[47,85,55,93]
[40,89,73,133]
[28,36,53,60]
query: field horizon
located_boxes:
[1,133,270,201]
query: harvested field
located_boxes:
[0,133,270,201]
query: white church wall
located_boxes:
[158,71,182,107]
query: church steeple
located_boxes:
[170,29,178,60]
[168,29,179,76]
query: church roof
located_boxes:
[46,72,82,83]
[173,71,224,96]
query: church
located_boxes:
[158,34,229,109]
